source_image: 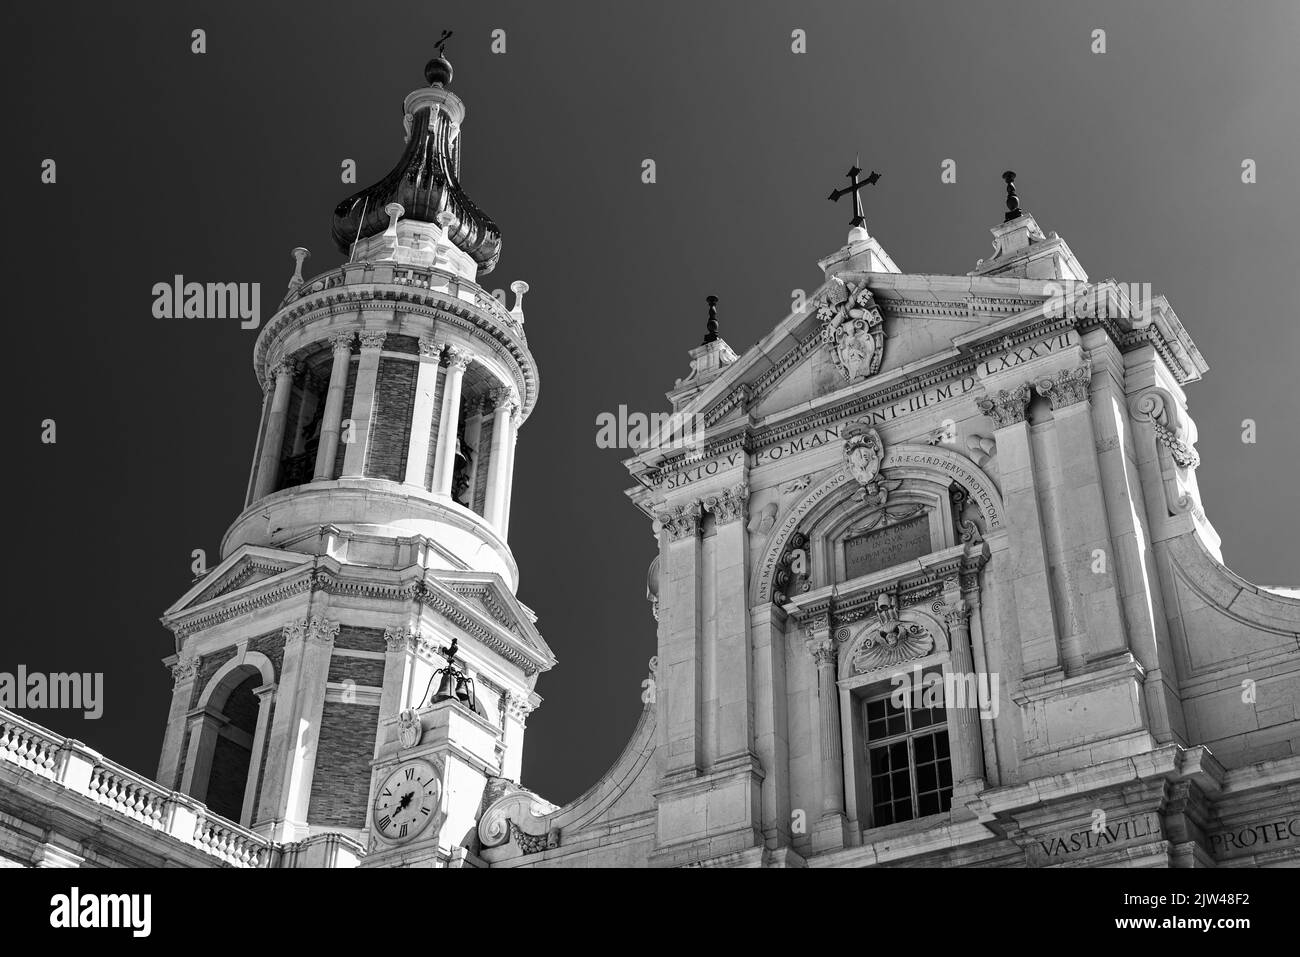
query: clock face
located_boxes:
[373,760,441,843]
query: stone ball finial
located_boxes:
[425,56,453,87]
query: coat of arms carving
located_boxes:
[816,277,885,382]
[843,420,898,506]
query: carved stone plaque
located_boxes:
[844,515,931,579]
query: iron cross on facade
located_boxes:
[828,159,881,228]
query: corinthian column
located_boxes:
[483,388,518,531]
[341,331,387,477]
[313,332,355,481]
[431,346,471,496]
[403,336,443,488]
[252,357,297,500]
[805,616,845,818]
[942,593,986,787]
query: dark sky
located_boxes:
[4,0,1298,806]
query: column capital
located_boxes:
[504,691,533,726]
[417,335,441,358]
[490,386,521,418]
[443,345,473,371]
[943,598,971,630]
[1034,358,1092,410]
[975,383,1032,428]
[170,656,199,687]
[328,331,355,353]
[658,500,703,541]
[272,356,299,380]
[284,616,340,646]
[383,625,417,653]
[703,483,749,525]
[805,635,836,665]
[358,330,388,351]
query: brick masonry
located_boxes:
[383,334,422,356]
[366,357,417,481]
[334,625,386,653]
[327,655,386,688]
[307,702,379,829]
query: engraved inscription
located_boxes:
[845,514,931,579]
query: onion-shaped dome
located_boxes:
[330,55,502,274]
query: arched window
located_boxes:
[181,653,276,827]
[779,452,998,837]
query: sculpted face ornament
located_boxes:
[818,277,885,382]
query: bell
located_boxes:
[431,668,457,703]
[453,672,475,707]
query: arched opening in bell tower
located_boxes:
[203,671,259,822]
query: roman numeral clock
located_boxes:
[372,759,442,843]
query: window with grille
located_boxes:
[863,674,953,826]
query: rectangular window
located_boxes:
[863,676,952,827]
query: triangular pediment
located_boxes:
[428,570,557,671]
[670,273,1051,429]
[165,546,314,618]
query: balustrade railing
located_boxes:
[0,709,273,868]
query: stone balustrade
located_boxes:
[280,262,522,335]
[0,709,295,868]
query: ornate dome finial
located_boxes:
[425,30,454,86]
[329,41,502,273]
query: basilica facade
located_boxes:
[2,53,1298,869]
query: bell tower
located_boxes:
[157,47,555,858]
